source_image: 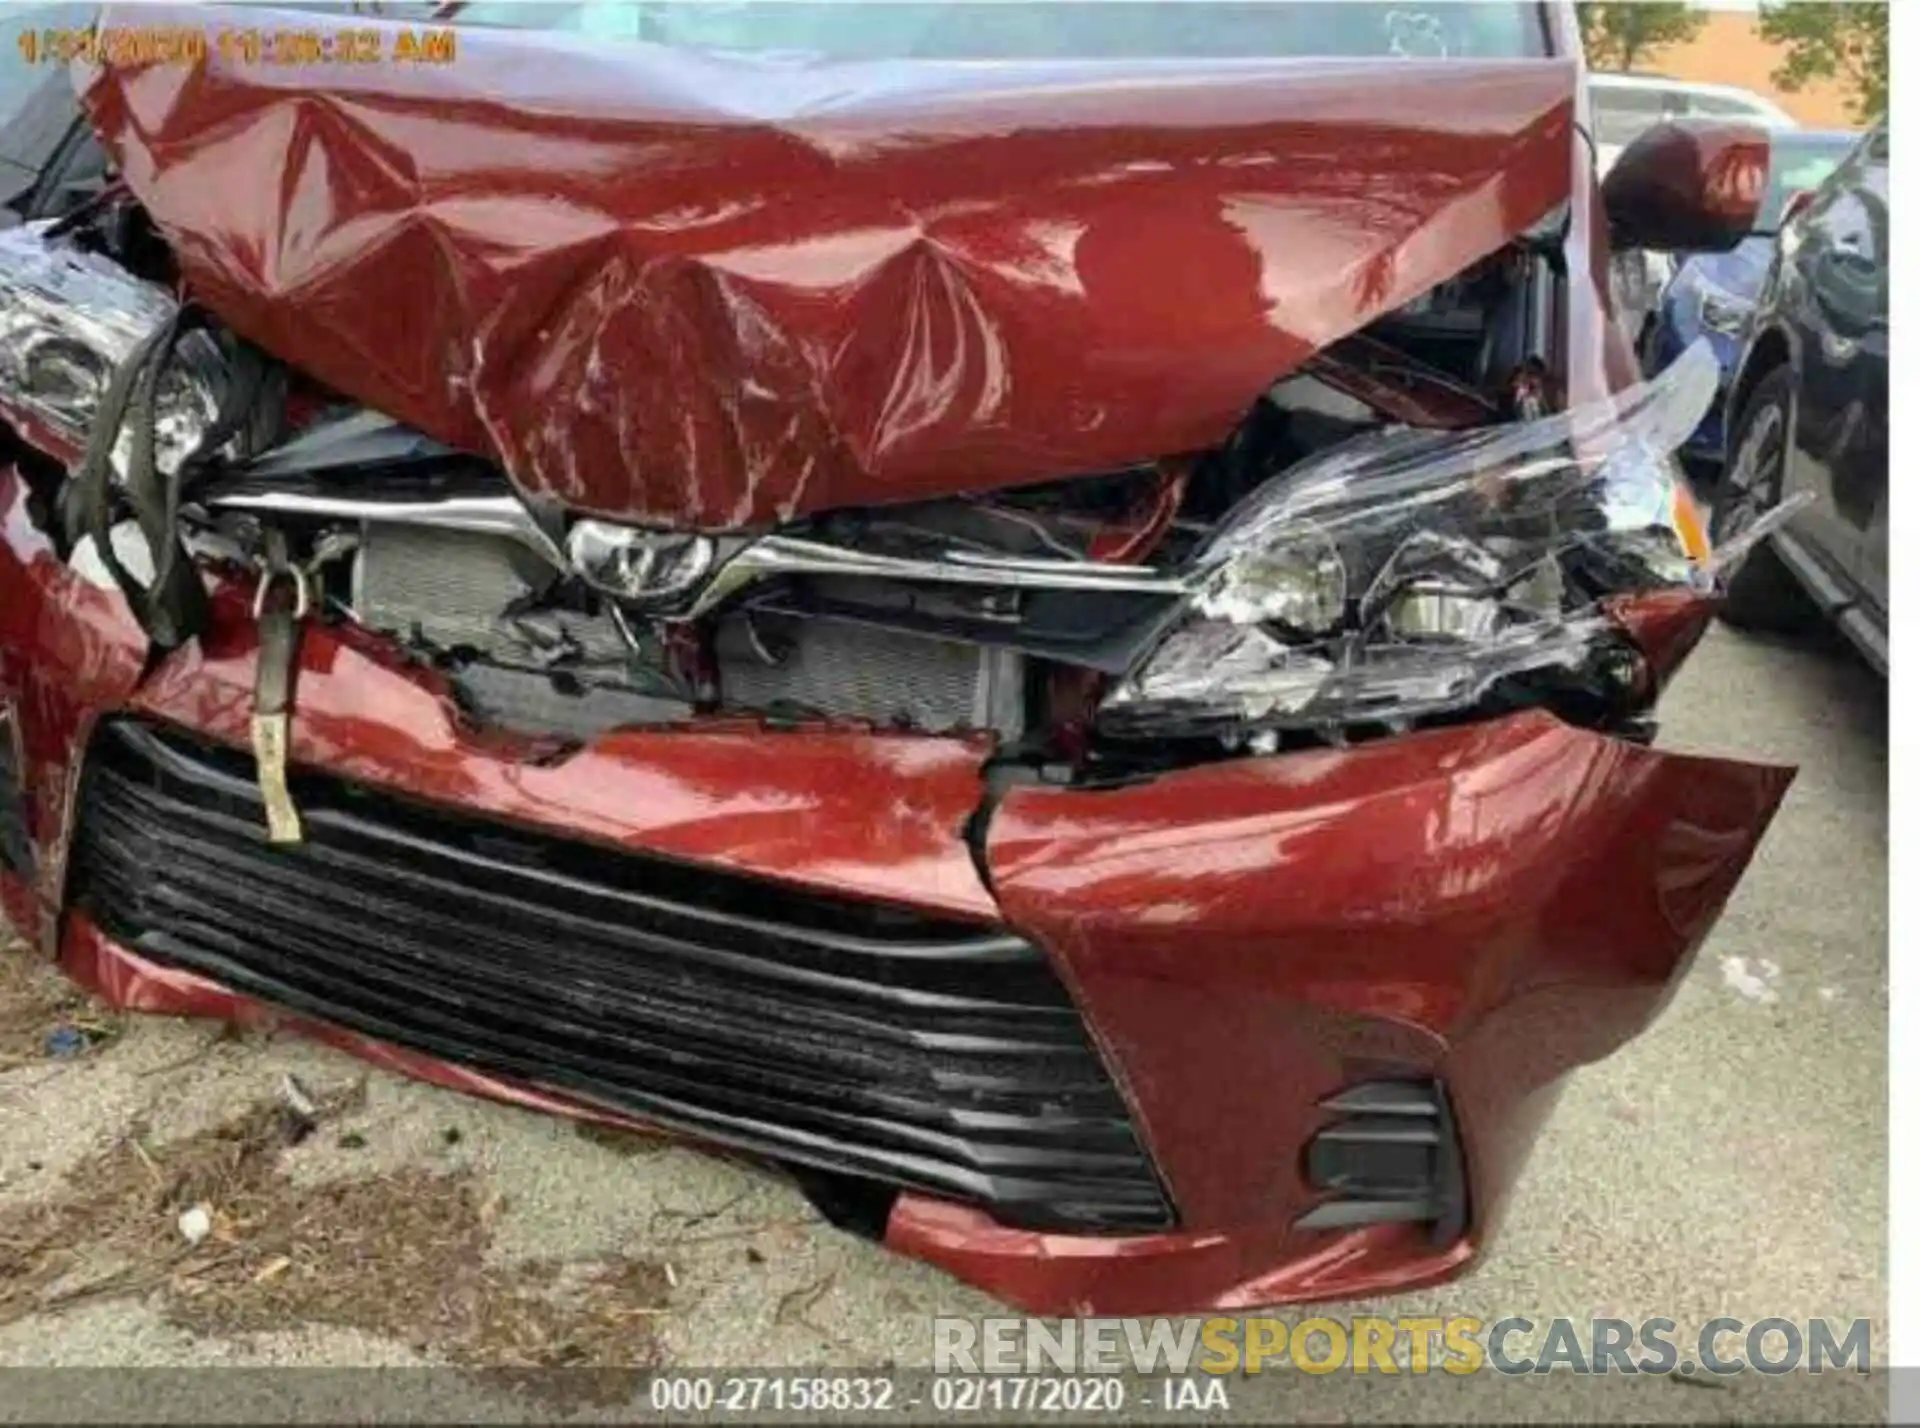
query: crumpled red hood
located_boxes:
[82,6,1576,529]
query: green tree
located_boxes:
[1758,1,1889,124]
[1576,2,1708,71]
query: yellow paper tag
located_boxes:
[250,713,303,845]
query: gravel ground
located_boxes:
[0,622,1886,1421]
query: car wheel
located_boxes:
[1713,367,1815,632]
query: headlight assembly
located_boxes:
[115,335,233,479]
[1099,338,1722,741]
[0,223,256,479]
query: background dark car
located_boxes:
[1715,124,1888,672]
[1640,129,1858,467]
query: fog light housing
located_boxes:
[1296,1078,1465,1243]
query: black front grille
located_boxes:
[68,719,1170,1232]
[0,711,29,877]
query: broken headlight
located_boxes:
[0,222,242,477]
[1100,339,1721,739]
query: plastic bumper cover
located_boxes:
[0,465,1792,1313]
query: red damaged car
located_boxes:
[0,2,1792,1313]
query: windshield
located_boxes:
[445,2,1546,61]
[1758,132,1856,230]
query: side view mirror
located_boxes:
[1601,118,1770,254]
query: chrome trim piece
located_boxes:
[212,491,1191,619]
[206,490,567,570]
[682,534,1187,618]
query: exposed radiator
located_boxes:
[350,524,687,738]
[352,523,1026,739]
[351,524,624,661]
[715,611,1025,737]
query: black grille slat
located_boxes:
[115,717,1022,957]
[70,719,1171,1230]
[0,712,28,878]
[140,904,1127,1145]
[140,927,1147,1175]
[80,785,1100,1065]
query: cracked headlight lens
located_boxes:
[1191,527,1345,632]
[1100,339,1720,740]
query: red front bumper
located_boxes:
[0,467,1791,1315]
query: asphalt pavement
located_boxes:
[0,620,1887,1422]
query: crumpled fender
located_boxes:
[80,5,1576,528]
[873,714,1791,1312]
[969,710,1792,1250]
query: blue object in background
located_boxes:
[1640,130,1859,466]
[1644,238,1776,462]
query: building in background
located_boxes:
[1646,8,1859,127]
